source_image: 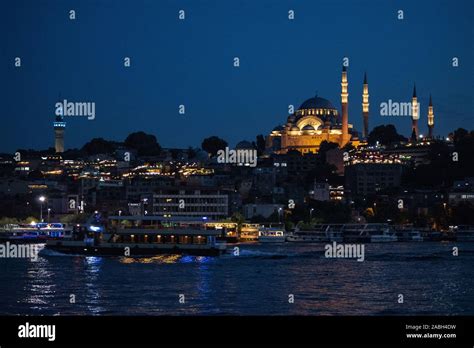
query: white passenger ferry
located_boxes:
[343,224,398,243]
[258,224,286,243]
[286,224,344,243]
[287,223,398,243]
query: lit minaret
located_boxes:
[54,113,66,153]
[341,65,349,145]
[428,94,434,138]
[362,72,369,138]
[411,84,419,141]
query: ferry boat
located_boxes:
[258,224,286,243]
[343,224,398,243]
[452,225,474,242]
[286,224,344,243]
[205,222,239,243]
[45,216,227,256]
[239,223,260,242]
[0,223,65,243]
[393,226,424,242]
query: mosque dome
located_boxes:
[299,96,335,110]
[293,94,339,126]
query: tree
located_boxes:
[82,138,116,155]
[230,212,245,234]
[187,146,197,160]
[59,214,88,224]
[318,141,339,161]
[28,169,44,180]
[124,131,161,156]
[452,128,469,143]
[24,216,37,224]
[0,217,19,225]
[368,124,407,146]
[201,136,228,157]
[454,129,474,177]
[256,134,266,155]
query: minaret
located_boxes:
[341,65,349,146]
[428,94,434,138]
[362,72,369,138]
[54,112,66,153]
[411,84,419,141]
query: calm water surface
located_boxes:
[0,242,473,315]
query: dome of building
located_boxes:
[290,126,300,131]
[299,96,335,110]
[302,125,315,131]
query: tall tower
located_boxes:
[411,84,419,141]
[54,114,66,153]
[427,94,434,138]
[341,65,349,146]
[362,72,369,138]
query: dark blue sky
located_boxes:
[1,0,473,152]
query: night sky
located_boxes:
[1,0,473,153]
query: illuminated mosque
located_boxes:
[266,66,363,154]
[266,66,436,154]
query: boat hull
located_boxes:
[0,236,58,244]
[258,236,286,243]
[46,243,225,257]
[286,235,342,243]
[370,235,398,243]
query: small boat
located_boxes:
[258,225,286,243]
[452,225,474,242]
[408,231,424,242]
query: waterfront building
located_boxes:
[243,203,285,219]
[449,177,474,205]
[383,141,450,167]
[311,182,330,201]
[345,163,404,197]
[152,186,230,220]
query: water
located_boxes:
[0,242,473,315]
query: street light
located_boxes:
[278,208,283,223]
[47,208,51,222]
[38,196,46,222]
[310,208,314,222]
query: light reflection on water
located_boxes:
[84,256,104,315]
[23,256,56,308]
[0,242,473,315]
[119,254,181,264]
